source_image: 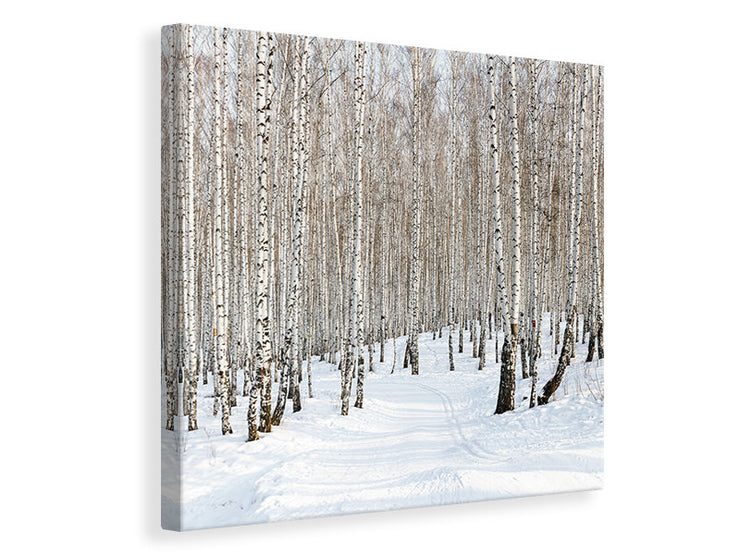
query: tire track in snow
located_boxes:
[414,337,505,462]
[413,380,601,465]
[413,381,503,463]
[248,377,484,511]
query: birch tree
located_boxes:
[183,24,198,430]
[586,65,603,363]
[354,41,368,407]
[539,66,586,405]
[164,26,178,431]
[494,57,521,415]
[248,32,272,441]
[527,59,542,408]
[291,36,309,414]
[273,36,308,424]
[213,27,233,434]
[488,55,512,414]
[408,46,422,376]
[446,52,465,372]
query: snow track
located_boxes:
[164,316,603,530]
[413,381,501,462]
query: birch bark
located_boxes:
[164,26,178,431]
[409,46,422,376]
[213,28,232,434]
[539,66,586,405]
[184,24,198,430]
[527,59,542,407]
[494,57,519,414]
[248,32,272,441]
[354,41,368,406]
[291,37,309,414]
[586,66,603,362]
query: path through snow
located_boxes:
[163,314,603,530]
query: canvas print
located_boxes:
[161,23,604,531]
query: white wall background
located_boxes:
[1,1,737,552]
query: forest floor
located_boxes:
[162,313,604,530]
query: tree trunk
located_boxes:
[213,27,232,435]
[489,55,516,414]
[496,58,523,413]
[408,46,422,376]
[291,37,310,415]
[354,41,368,407]
[527,59,542,408]
[248,32,273,441]
[539,66,586,405]
[586,65,604,363]
[181,24,198,431]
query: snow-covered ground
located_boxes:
[163,313,603,530]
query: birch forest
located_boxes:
[162,25,603,527]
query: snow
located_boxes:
[163,313,603,530]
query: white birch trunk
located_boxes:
[447,53,460,372]
[213,28,232,434]
[183,24,198,430]
[540,66,587,404]
[409,46,422,376]
[248,32,272,441]
[273,36,303,425]
[528,59,542,407]
[489,56,515,414]
[586,65,603,362]
[354,42,368,406]
[291,37,309,414]
[164,26,178,431]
